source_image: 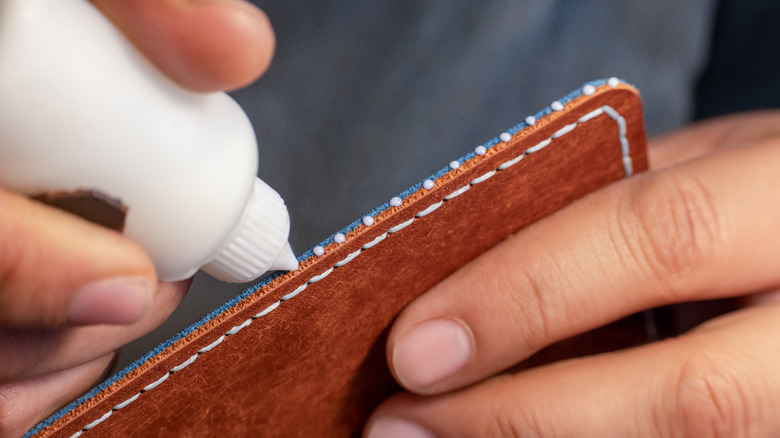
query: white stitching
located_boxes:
[253,301,280,318]
[388,218,414,233]
[198,336,224,353]
[169,355,198,373]
[142,374,169,392]
[67,91,634,435]
[308,267,334,283]
[471,170,496,185]
[225,319,252,335]
[551,122,578,139]
[281,283,307,301]
[498,154,524,170]
[415,201,443,218]
[112,393,140,411]
[579,107,604,123]
[334,250,361,267]
[82,411,111,430]
[444,185,470,200]
[361,233,388,249]
[526,138,551,154]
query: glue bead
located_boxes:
[423,180,435,190]
[390,197,402,207]
[313,246,325,256]
[499,132,512,143]
[474,146,487,155]
[551,101,564,111]
[362,216,374,226]
[334,233,346,244]
[583,84,596,95]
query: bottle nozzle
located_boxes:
[271,242,299,272]
[201,178,294,283]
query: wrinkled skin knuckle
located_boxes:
[491,262,557,354]
[672,354,753,438]
[0,328,62,383]
[484,405,541,438]
[622,172,720,300]
[0,235,60,327]
[479,380,545,438]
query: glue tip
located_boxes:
[271,242,298,271]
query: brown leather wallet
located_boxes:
[28,79,649,437]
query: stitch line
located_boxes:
[198,335,225,353]
[253,301,280,318]
[111,393,140,411]
[415,201,443,218]
[551,122,578,139]
[334,250,361,267]
[361,233,388,249]
[64,97,633,436]
[444,185,470,200]
[388,217,414,233]
[143,373,169,391]
[471,170,496,185]
[527,138,552,154]
[225,319,252,335]
[280,283,307,301]
[170,354,198,373]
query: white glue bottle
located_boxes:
[0,0,298,282]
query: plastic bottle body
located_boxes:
[0,0,293,281]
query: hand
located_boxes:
[366,110,780,437]
[0,1,274,436]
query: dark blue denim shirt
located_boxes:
[237,0,719,248]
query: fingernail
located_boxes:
[392,319,472,390]
[68,277,152,325]
[367,418,435,438]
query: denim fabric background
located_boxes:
[117,0,780,369]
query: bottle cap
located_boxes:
[202,178,298,282]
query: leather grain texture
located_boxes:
[29,81,649,437]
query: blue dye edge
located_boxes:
[26,77,627,437]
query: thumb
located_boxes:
[0,188,157,328]
[89,0,276,92]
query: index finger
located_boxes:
[649,110,780,169]
[90,0,275,92]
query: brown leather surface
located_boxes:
[31,83,648,437]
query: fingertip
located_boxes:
[91,0,275,92]
[364,393,437,438]
[364,417,435,438]
[389,318,474,394]
[66,276,154,326]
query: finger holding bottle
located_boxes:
[89,0,275,92]
[0,189,157,328]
